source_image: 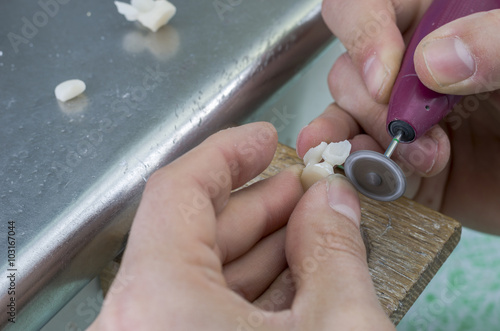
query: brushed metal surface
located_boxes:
[0,0,332,329]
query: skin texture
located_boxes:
[299,1,500,234]
[89,122,394,331]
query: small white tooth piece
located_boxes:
[131,0,155,12]
[55,79,86,102]
[322,140,351,166]
[114,1,139,21]
[300,162,334,191]
[303,142,327,166]
[137,0,176,32]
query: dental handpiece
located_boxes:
[345,0,500,201]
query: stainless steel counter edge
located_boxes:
[0,1,332,329]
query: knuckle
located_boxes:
[142,167,175,197]
[144,169,164,189]
[487,9,500,24]
[320,0,332,22]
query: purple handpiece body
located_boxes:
[387,0,500,142]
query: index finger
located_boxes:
[325,52,450,177]
[322,0,430,102]
[128,122,278,262]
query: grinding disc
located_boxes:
[344,150,406,201]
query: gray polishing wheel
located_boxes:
[344,150,406,201]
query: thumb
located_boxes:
[284,175,393,329]
[414,10,500,95]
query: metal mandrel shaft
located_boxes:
[384,131,403,159]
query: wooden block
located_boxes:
[246,143,461,324]
[100,143,461,325]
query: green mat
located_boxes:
[398,228,500,331]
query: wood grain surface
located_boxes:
[100,143,461,325]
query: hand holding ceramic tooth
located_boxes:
[297,0,500,233]
[301,140,351,190]
[88,123,394,330]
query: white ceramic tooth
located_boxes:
[137,0,176,32]
[54,79,86,102]
[114,1,139,21]
[303,141,327,166]
[300,162,334,191]
[131,0,155,12]
[322,140,351,166]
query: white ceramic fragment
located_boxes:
[300,162,334,191]
[54,79,86,102]
[303,141,327,166]
[131,0,155,12]
[137,0,176,32]
[116,0,176,32]
[114,1,139,21]
[322,141,351,166]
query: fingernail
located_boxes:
[423,37,476,86]
[363,54,389,100]
[296,124,309,157]
[327,174,360,226]
[297,124,308,143]
[397,135,438,174]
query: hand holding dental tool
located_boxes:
[344,0,500,201]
